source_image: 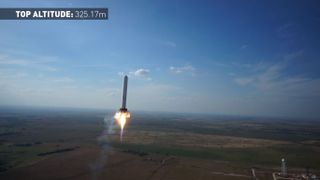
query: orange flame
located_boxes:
[114,111,130,142]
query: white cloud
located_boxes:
[234,77,254,86]
[169,65,196,76]
[0,68,122,109]
[231,62,254,69]
[0,69,28,79]
[131,68,150,77]
[129,83,184,111]
[284,50,304,61]
[53,77,74,83]
[233,62,320,97]
[240,44,248,49]
[118,71,125,77]
[0,53,58,72]
[228,61,320,118]
[277,23,299,39]
[233,63,282,88]
[128,68,151,80]
[0,57,30,66]
[162,41,177,48]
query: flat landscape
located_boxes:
[0,107,320,179]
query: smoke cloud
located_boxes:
[89,113,115,180]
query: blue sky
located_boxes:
[0,0,320,119]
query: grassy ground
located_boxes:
[1,107,320,173]
[111,141,320,169]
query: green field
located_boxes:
[1,107,320,174]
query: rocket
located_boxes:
[119,75,128,112]
[115,75,130,142]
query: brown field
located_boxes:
[110,130,293,148]
[1,144,272,180]
[1,108,320,179]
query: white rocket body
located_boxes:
[120,75,128,112]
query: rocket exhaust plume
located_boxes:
[90,76,130,178]
[114,111,130,142]
[114,75,130,142]
[90,114,114,180]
